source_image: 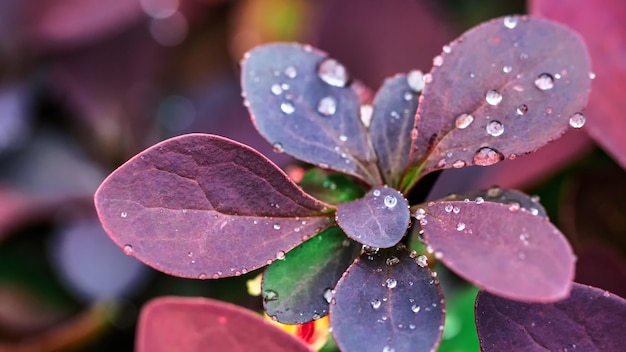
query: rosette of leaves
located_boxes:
[94,15,621,352]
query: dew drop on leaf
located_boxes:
[383,345,395,352]
[416,255,428,267]
[444,204,453,213]
[123,244,134,255]
[323,288,333,303]
[272,142,284,153]
[486,120,504,137]
[360,104,373,127]
[370,298,382,309]
[503,65,512,73]
[385,256,400,266]
[534,73,555,91]
[275,251,286,260]
[264,290,279,302]
[475,197,485,204]
[452,160,466,168]
[503,16,518,29]
[569,112,586,128]
[473,147,504,166]
[433,55,443,67]
[383,195,398,208]
[318,58,348,87]
[317,96,337,116]
[270,84,283,95]
[508,202,521,212]
[273,224,281,230]
[456,223,466,231]
[516,104,528,115]
[406,70,424,92]
[284,66,297,78]
[280,102,295,114]
[485,89,503,106]
[455,113,474,129]
[373,189,381,197]
[198,273,207,280]
[411,304,421,313]
[385,278,397,288]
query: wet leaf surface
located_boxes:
[241,43,380,185]
[336,186,410,248]
[370,72,420,188]
[475,283,626,351]
[137,296,310,352]
[409,15,591,178]
[531,0,626,170]
[94,134,334,279]
[330,246,445,352]
[441,186,547,218]
[417,200,574,301]
[262,227,360,324]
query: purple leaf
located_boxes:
[94,134,334,279]
[336,186,410,248]
[240,43,381,185]
[441,186,547,218]
[330,246,445,352]
[408,15,592,180]
[475,283,626,351]
[137,296,310,352]
[370,72,420,188]
[416,200,574,301]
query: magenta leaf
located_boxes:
[441,186,547,218]
[369,72,420,188]
[94,134,334,279]
[137,296,310,352]
[416,199,574,301]
[262,227,361,324]
[336,186,410,248]
[240,43,381,185]
[475,283,626,351]
[408,15,592,182]
[330,246,445,352]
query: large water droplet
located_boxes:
[273,224,281,230]
[386,278,397,289]
[371,298,382,309]
[455,113,474,129]
[486,120,504,137]
[485,89,503,106]
[384,195,398,208]
[503,16,518,29]
[569,112,585,128]
[264,290,279,302]
[516,104,528,115]
[284,66,297,78]
[416,255,428,267]
[270,84,283,95]
[473,147,504,166]
[280,102,295,114]
[317,96,337,116]
[407,70,424,92]
[123,244,134,255]
[318,58,348,87]
[534,73,555,91]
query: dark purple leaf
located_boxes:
[416,200,574,301]
[241,43,381,185]
[441,186,547,218]
[408,15,592,182]
[475,283,626,351]
[575,243,626,299]
[262,227,360,324]
[94,134,334,279]
[137,296,310,352]
[330,246,445,352]
[531,0,626,170]
[370,72,420,188]
[336,186,410,248]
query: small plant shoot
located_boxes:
[95,14,626,352]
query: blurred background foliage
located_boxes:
[0,0,624,351]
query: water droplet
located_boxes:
[503,65,512,73]
[386,256,400,266]
[323,288,333,303]
[383,345,395,352]
[475,197,484,204]
[444,204,453,213]
[373,189,381,197]
[273,224,281,230]
[529,207,539,216]
[485,89,503,106]
[453,207,460,214]
[403,92,413,101]
[281,83,289,91]
[120,212,128,218]
[603,291,610,298]
[456,223,466,231]
[442,45,452,53]
[452,160,466,168]
[516,104,528,115]
[569,112,585,128]
[520,233,530,246]
[509,202,521,212]
[407,70,424,92]
[423,73,433,83]
[455,113,474,129]
[339,135,348,142]
[123,244,134,255]
[280,102,295,114]
[386,278,397,289]
[318,58,348,87]
[264,290,279,302]
[534,73,555,91]
[411,304,421,313]
[503,16,518,29]
[371,298,382,309]
[317,96,337,116]
[589,72,596,79]
[409,324,416,330]
[270,84,283,95]
[275,251,286,261]
[433,55,443,67]
[272,142,284,153]
[486,120,504,137]
[384,195,398,208]
[416,255,428,267]
[473,147,504,166]
[360,104,373,127]
[198,273,207,279]
[434,251,443,259]
[284,66,297,78]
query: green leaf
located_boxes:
[299,168,366,204]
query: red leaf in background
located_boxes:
[531,0,626,170]
[137,296,310,352]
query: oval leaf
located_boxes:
[370,72,421,187]
[330,246,445,352]
[441,186,547,218]
[409,15,591,176]
[336,186,410,248]
[416,200,574,301]
[475,283,626,351]
[137,296,310,352]
[241,43,381,185]
[94,134,334,279]
[262,227,361,324]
